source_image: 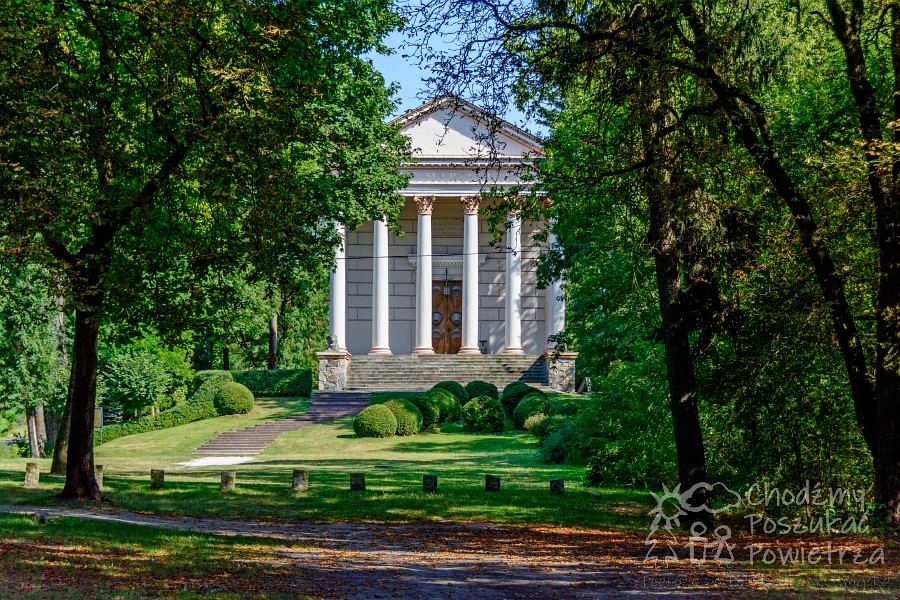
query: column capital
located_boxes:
[414,195,435,215]
[460,195,480,215]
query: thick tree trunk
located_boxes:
[34,404,48,457]
[56,306,102,501]
[268,313,278,370]
[26,408,41,458]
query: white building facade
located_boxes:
[326,97,567,365]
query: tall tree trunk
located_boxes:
[50,295,69,473]
[50,367,73,475]
[268,313,278,370]
[34,404,48,458]
[26,407,41,458]
[57,306,102,501]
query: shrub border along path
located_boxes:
[0,504,789,599]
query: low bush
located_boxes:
[353,405,398,438]
[461,395,505,433]
[233,369,313,398]
[191,370,232,394]
[214,382,255,415]
[523,413,546,434]
[465,380,498,401]
[552,401,581,416]
[423,388,461,423]
[383,398,423,436]
[541,421,580,464]
[512,393,551,429]
[432,381,469,404]
[408,393,440,428]
[534,414,568,443]
[501,382,542,413]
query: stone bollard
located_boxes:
[24,462,39,489]
[422,474,438,493]
[292,469,309,492]
[550,479,565,495]
[349,472,366,491]
[221,471,236,492]
[95,465,104,491]
[485,474,501,492]
[150,469,165,490]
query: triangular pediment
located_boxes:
[391,96,543,160]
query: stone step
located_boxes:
[344,354,548,390]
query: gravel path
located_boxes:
[0,504,756,598]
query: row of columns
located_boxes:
[329,195,564,355]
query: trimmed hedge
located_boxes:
[432,381,469,405]
[233,369,313,398]
[353,405,398,438]
[215,382,254,415]
[409,393,440,428]
[98,370,235,445]
[424,388,461,423]
[512,393,551,429]
[461,395,505,433]
[465,380,498,401]
[501,382,543,414]
[190,370,232,394]
[383,398,424,436]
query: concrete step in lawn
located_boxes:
[193,391,371,456]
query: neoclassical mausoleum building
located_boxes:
[320,97,574,391]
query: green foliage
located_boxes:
[464,381,498,401]
[461,395,505,433]
[424,388,461,423]
[214,382,254,415]
[512,393,551,429]
[191,371,233,395]
[501,382,541,413]
[408,393,440,428]
[534,414,567,443]
[233,369,313,398]
[100,348,170,419]
[353,404,398,438]
[382,398,423,436]
[523,413,546,434]
[432,381,469,404]
[552,401,580,417]
[540,422,580,464]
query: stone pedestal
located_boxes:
[95,465,104,491]
[221,471,236,492]
[546,352,578,392]
[292,469,309,492]
[422,474,438,493]
[317,350,350,391]
[485,474,501,492]
[150,469,165,489]
[350,472,366,491]
[24,462,39,489]
[550,479,565,495]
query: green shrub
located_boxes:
[233,369,313,398]
[408,393,440,428]
[512,393,551,429]
[465,380,498,401]
[353,405,397,438]
[191,370,232,394]
[501,382,542,413]
[523,413,546,434]
[552,401,581,416]
[423,388,461,423]
[534,414,568,443]
[541,421,580,464]
[461,395,505,433]
[432,381,469,404]
[215,382,254,415]
[383,398,423,435]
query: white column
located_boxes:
[503,212,524,354]
[328,222,347,352]
[545,224,566,352]
[413,196,435,355]
[369,217,392,355]
[459,195,481,354]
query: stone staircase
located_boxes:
[193,391,370,456]
[345,354,547,390]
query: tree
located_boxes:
[0,0,409,500]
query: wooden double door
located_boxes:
[432,279,463,354]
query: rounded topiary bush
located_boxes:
[461,395,505,433]
[383,398,424,436]
[354,405,398,438]
[409,393,440,428]
[433,381,469,405]
[465,380,498,401]
[214,382,254,415]
[512,392,551,429]
[423,388,461,423]
[501,382,542,413]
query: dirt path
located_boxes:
[0,504,766,598]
